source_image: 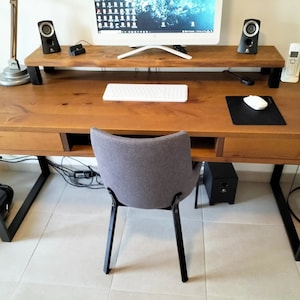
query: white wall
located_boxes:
[219,0,300,57]
[1,0,300,69]
[0,0,299,181]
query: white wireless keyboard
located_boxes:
[103,83,188,102]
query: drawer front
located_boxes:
[223,137,300,160]
[0,131,63,152]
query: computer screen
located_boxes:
[92,0,223,47]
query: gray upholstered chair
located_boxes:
[90,128,201,282]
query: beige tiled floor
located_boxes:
[1,170,300,300]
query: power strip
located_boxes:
[74,170,96,179]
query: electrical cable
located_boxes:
[287,186,300,222]
[2,156,299,216]
[223,70,255,86]
[0,155,105,189]
[286,165,300,223]
[46,157,105,189]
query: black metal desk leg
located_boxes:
[27,66,43,85]
[0,156,50,242]
[261,67,282,88]
[270,164,300,260]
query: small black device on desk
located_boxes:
[69,44,86,56]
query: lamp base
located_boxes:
[0,59,30,87]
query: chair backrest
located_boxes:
[90,128,197,209]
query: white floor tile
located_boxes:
[30,174,67,213]
[12,283,108,300]
[20,213,112,289]
[204,222,300,300]
[1,170,300,300]
[0,210,52,281]
[111,215,206,297]
[53,184,111,216]
[0,172,58,282]
[0,282,18,300]
[202,182,283,225]
[109,290,201,300]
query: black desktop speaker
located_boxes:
[237,19,261,54]
[203,162,238,205]
[38,20,61,54]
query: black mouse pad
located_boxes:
[226,96,286,125]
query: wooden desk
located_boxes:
[0,70,299,163]
[0,60,299,259]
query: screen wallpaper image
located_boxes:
[95,0,216,33]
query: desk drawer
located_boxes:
[223,137,300,161]
[0,132,63,152]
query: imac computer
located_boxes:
[92,0,223,59]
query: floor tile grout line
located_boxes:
[199,188,208,300]
[17,180,68,285]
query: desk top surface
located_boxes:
[0,70,299,139]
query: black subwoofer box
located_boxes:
[203,162,238,205]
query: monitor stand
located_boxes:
[117,45,192,60]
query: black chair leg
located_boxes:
[172,197,188,282]
[194,175,201,209]
[103,195,119,274]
